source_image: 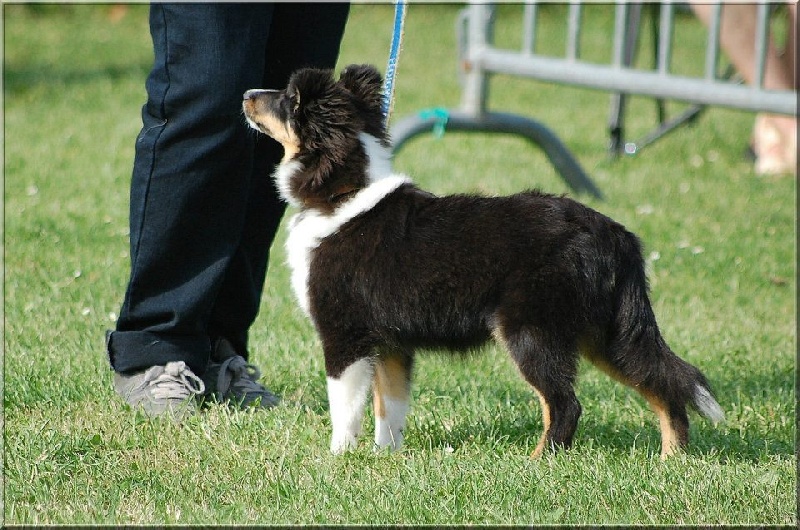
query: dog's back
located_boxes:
[312,186,635,347]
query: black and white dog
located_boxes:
[243,64,723,458]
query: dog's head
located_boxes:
[243,64,390,212]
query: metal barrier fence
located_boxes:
[391,3,797,199]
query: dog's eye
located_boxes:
[286,91,300,114]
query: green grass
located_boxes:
[3,4,796,525]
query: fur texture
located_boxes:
[243,64,723,458]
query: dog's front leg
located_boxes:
[373,351,413,451]
[326,357,374,454]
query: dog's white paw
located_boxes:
[375,417,404,451]
[330,432,359,454]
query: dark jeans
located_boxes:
[107,3,350,375]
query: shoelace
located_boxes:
[215,355,268,400]
[145,361,206,400]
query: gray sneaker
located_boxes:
[113,361,206,420]
[202,338,280,409]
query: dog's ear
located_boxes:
[287,68,337,115]
[338,64,384,110]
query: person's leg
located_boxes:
[206,2,351,358]
[109,4,278,376]
[777,3,796,89]
[691,3,796,175]
[752,3,796,176]
[691,4,793,90]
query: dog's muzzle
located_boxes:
[243,88,279,102]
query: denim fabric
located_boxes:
[108,3,350,375]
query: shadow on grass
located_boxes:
[401,360,793,464]
[71,343,791,465]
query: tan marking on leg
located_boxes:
[531,389,552,458]
[373,354,409,406]
[640,390,680,460]
[491,326,506,346]
[581,343,679,459]
[372,386,385,419]
[492,325,553,459]
[373,353,411,450]
[581,343,633,387]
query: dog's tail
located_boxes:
[691,378,725,423]
[601,227,724,428]
[614,232,724,422]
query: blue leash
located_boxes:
[381,0,407,125]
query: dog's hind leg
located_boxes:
[585,234,724,458]
[582,342,686,458]
[326,357,374,454]
[498,327,582,458]
[372,349,413,451]
[581,336,723,459]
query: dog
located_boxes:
[243,64,724,458]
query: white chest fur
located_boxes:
[280,133,409,316]
[284,175,411,316]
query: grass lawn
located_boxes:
[3,4,796,525]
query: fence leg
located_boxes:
[607,3,710,156]
[608,3,642,156]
